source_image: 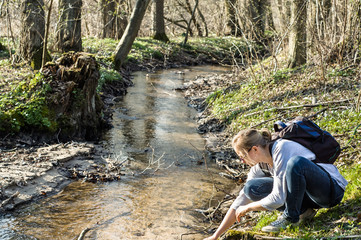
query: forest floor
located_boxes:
[1,37,361,239]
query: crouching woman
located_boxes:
[204,128,348,240]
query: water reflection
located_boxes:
[0,66,234,240]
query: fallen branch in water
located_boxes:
[139,147,174,174]
[0,191,19,209]
[77,227,92,240]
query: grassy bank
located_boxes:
[204,55,361,238]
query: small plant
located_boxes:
[328,68,355,77]
[270,69,291,84]
[97,67,122,92]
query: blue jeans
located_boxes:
[244,156,344,223]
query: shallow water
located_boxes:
[0,66,235,240]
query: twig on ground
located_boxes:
[306,108,328,119]
[77,227,92,240]
[180,231,203,240]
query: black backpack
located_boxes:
[272,116,341,164]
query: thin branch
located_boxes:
[77,228,91,240]
[182,0,198,46]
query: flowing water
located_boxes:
[0,66,235,240]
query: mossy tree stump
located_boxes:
[41,52,104,140]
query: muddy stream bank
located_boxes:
[0,66,241,239]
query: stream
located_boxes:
[0,66,235,240]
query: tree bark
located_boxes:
[288,0,307,68]
[19,0,45,70]
[269,0,285,33]
[42,0,53,68]
[152,0,169,42]
[179,0,202,36]
[113,0,151,69]
[41,52,104,140]
[57,0,82,52]
[249,0,266,40]
[183,0,198,46]
[225,0,240,36]
[101,0,128,39]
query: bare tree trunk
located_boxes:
[42,0,53,68]
[288,0,307,68]
[57,0,82,52]
[19,0,45,70]
[183,0,198,46]
[101,0,128,39]
[152,0,169,42]
[113,0,151,69]
[197,6,208,37]
[225,0,240,36]
[249,0,266,40]
[181,0,202,36]
[115,2,128,39]
[269,0,285,33]
[101,0,117,38]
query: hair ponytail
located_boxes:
[232,128,271,157]
[259,128,272,142]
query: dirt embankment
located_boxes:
[0,141,129,212]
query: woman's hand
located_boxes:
[235,205,249,222]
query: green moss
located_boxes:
[0,72,57,133]
[223,230,257,240]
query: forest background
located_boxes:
[0,0,361,239]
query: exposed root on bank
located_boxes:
[0,191,19,211]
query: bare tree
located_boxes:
[269,0,285,33]
[19,0,45,70]
[225,0,240,36]
[249,0,267,40]
[113,0,151,69]
[152,0,169,42]
[42,0,53,68]
[183,0,198,45]
[57,0,82,52]
[100,0,128,39]
[288,0,307,68]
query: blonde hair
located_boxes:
[232,128,272,163]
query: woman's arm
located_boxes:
[203,208,237,240]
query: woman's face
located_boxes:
[236,145,268,167]
[236,146,258,166]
